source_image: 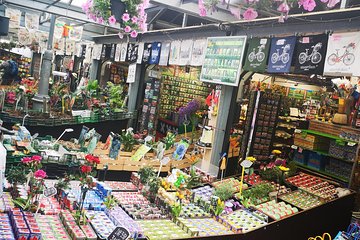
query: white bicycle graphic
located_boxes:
[271,44,291,64]
[248,45,265,63]
[298,42,322,64]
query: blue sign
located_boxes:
[267,36,296,73]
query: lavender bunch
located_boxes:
[178,99,201,124]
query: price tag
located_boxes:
[347,142,356,147]
[291,145,298,149]
[240,160,253,168]
[44,187,57,198]
[108,227,130,240]
[161,157,170,165]
[294,129,302,134]
[298,147,303,153]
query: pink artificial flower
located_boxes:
[138,4,146,16]
[31,155,42,162]
[96,17,104,24]
[122,13,130,22]
[142,0,150,8]
[21,157,32,164]
[130,30,138,38]
[124,26,132,33]
[108,15,116,26]
[327,0,340,8]
[243,8,258,20]
[81,0,92,12]
[87,13,96,21]
[118,32,124,39]
[139,22,148,32]
[34,170,47,179]
[320,0,328,2]
[230,7,241,19]
[131,16,138,24]
[299,0,317,11]
[199,7,207,16]
[277,2,290,13]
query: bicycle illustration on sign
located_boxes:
[248,44,266,63]
[327,42,356,66]
[271,44,291,64]
[298,42,322,64]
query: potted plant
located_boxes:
[119,128,137,152]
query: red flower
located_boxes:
[92,156,100,164]
[31,155,42,162]
[85,154,95,163]
[81,165,92,174]
[34,170,47,179]
[21,157,32,164]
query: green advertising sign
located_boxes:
[200,36,247,86]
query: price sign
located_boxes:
[44,187,57,197]
[240,160,253,168]
[108,227,130,240]
[161,157,170,165]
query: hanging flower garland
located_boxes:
[198,0,340,21]
[82,0,149,38]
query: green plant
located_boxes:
[119,129,137,152]
[138,166,156,184]
[107,82,125,112]
[211,198,225,216]
[6,164,28,186]
[55,174,73,192]
[148,176,161,195]
[104,195,117,209]
[185,166,202,189]
[163,132,176,150]
[259,167,282,182]
[86,79,100,97]
[214,185,233,201]
[239,183,274,207]
[170,202,182,218]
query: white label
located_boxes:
[127,63,137,83]
[161,157,171,165]
[240,159,253,168]
[260,38,268,45]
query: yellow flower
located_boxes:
[217,198,221,205]
[178,194,185,200]
[272,150,282,155]
[279,166,290,172]
[176,192,180,197]
[246,156,256,162]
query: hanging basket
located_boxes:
[110,0,126,23]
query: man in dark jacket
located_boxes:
[0,60,19,85]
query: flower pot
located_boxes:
[111,0,126,23]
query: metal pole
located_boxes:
[182,13,188,28]
[47,15,57,50]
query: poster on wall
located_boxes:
[25,13,39,30]
[120,42,128,62]
[126,43,139,63]
[53,38,65,52]
[137,42,145,64]
[288,88,306,99]
[53,20,65,39]
[190,39,207,66]
[169,41,181,65]
[92,44,102,60]
[69,26,83,42]
[37,31,49,50]
[324,31,360,76]
[142,43,152,63]
[127,63,137,83]
[200,36,247,86]
[114,44,121,62]
[18,28,31,45]
[66,41,76,55]
[5,8,21,29]
[149,42,162,64]
[159,42,171,66]
[243,37,270,72]
[179,40,193,66]
[294,34,328,74]
[267,36,296,73]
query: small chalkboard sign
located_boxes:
[44,187,57,197]
[108,227,130,240]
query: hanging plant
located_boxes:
[82,0,149,38]
[198,0,341,21]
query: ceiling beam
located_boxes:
[148,8,167,25]
[45,0,61,9]
[149,0,237,22]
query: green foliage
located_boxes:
[148,176,161,195]
[6,164,28,186]
[103,195,117,210]
[170,202,182,218]
[107,82,125,111]
[86,79,100,97]
[163,132,176,150]
[119,130,137,152]
[259,167,282,182]
[239,183,274,207]
[138,166,156,184]
[214,185,233,201]
[55,174,73,192]
[185,166,202,189]
[122,0,143,15]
